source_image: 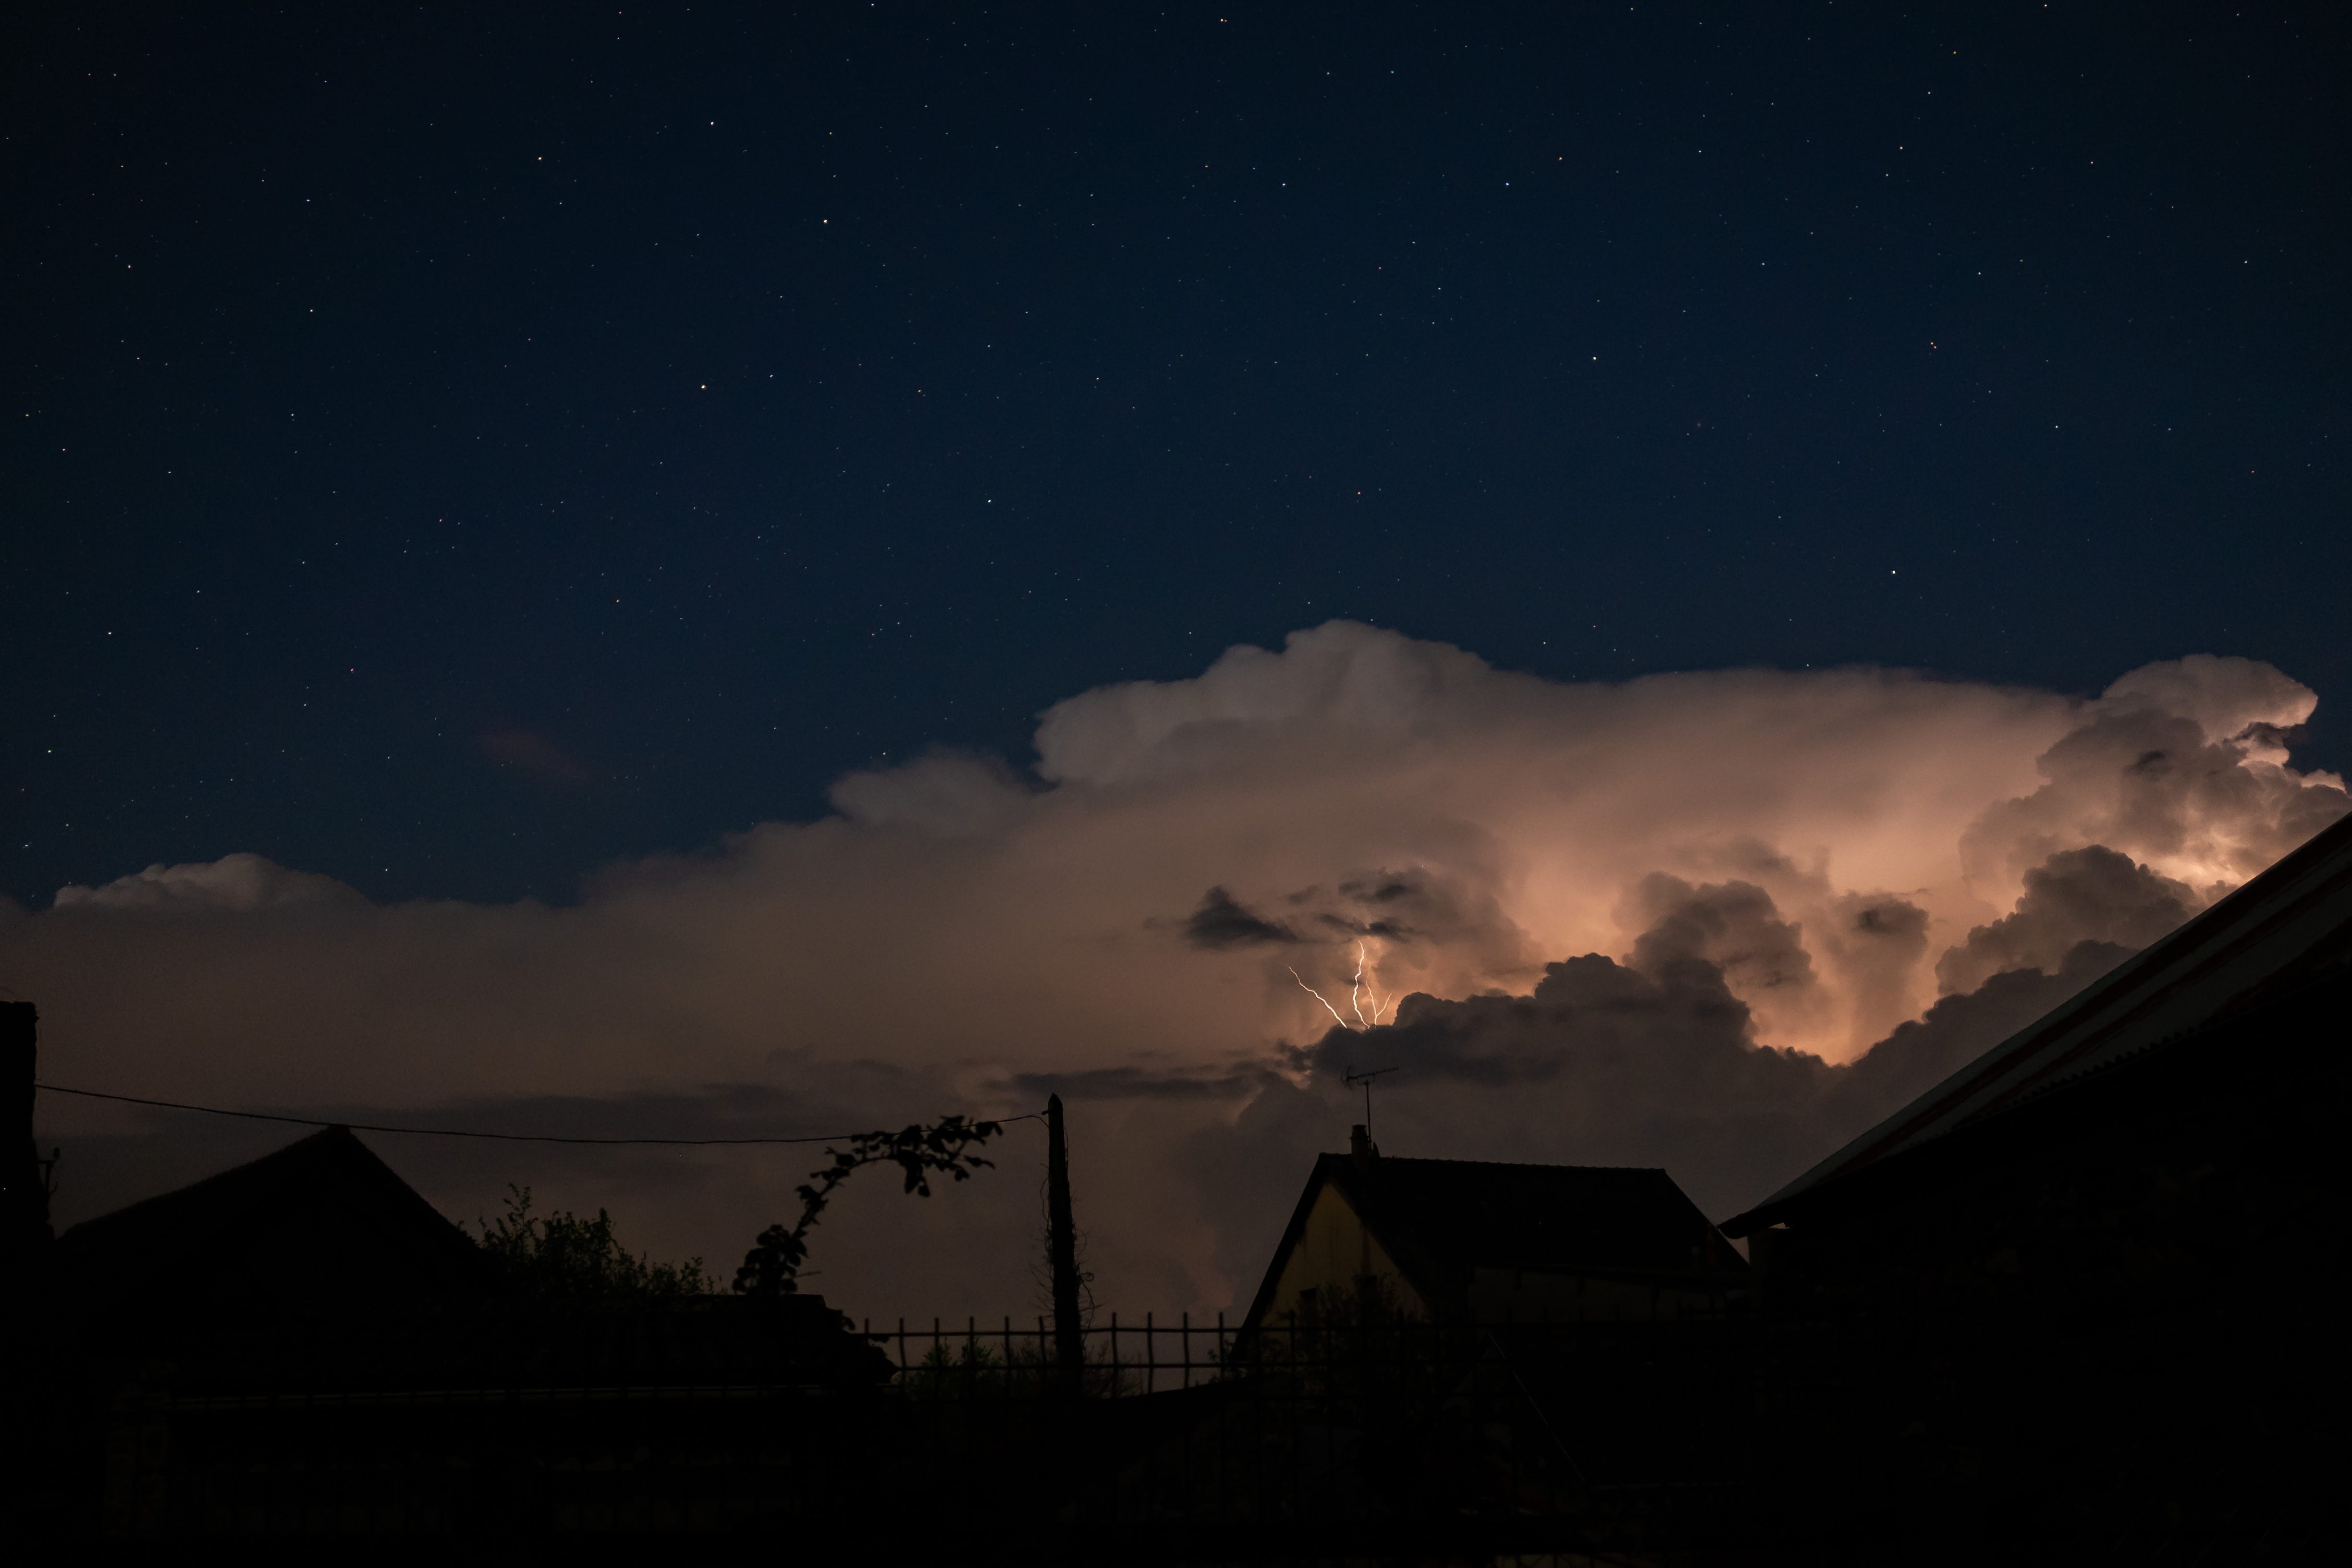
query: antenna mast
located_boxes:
[1343,1065,1397,1132]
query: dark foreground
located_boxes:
[5,1283,2327,1564]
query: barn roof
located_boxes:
[1723,808,2352,1236]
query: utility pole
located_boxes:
[1045,1093,1084,1386]
[2,1001,49,1277]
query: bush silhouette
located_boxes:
[476,1184,713,1297]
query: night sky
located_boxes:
[11,1,2349,908]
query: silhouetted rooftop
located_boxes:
[1327,1154,1731,1278]
[1725,807,2352,1235]
[1242,1145,1744,1333]
[53,1125,492,1314]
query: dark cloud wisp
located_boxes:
[1183,887,1302,949]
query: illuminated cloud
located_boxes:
[7,624,2343,1319]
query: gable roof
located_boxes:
[1724,808,2352,1236]
[1243,1152,1741,1329]
[54,1126,492,1311]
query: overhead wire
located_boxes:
[34,1081,1042,1147]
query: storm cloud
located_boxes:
[6,624,2344,1320]
[1935,845,2201,996]
[1282,888,2139,1224]
[1182,888,1300,949]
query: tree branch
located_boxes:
[733,1115,1003,1297]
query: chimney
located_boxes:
[1349,1124,1378,1160]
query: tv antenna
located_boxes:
[1343,1066,1397,1132]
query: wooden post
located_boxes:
[1046,1093,1083,1384]
[1,1001,48,1270]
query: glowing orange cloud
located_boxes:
[8,625,2342,1319]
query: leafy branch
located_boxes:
[734,1115,1003,1297]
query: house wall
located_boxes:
[1258,1182,1429,1323]
[1464,1266,1725,1323]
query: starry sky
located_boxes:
[10,0,2349,909]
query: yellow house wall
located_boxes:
[1261,1182,1429,1322]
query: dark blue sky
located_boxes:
[10,1,2347,906]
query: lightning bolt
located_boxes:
[1297,940,1395,1032]
[1289,968,1350,1029]
[1348,939,1395,1028]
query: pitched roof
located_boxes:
[1723,808,2352,1236]
[1342,1155,1732,1275]
[53,1125,492,1311]
[1244,1152,1741,1329]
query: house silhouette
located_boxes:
[31,1125,898,1543]
[53,1125,492,1323]
[1722,805,2352,1554]
[1243,1127,1745,1331]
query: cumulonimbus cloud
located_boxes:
[6,624,2343,1319]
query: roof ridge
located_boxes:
[57,1124,360,1242]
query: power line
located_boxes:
[34,1082,1041,1147]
